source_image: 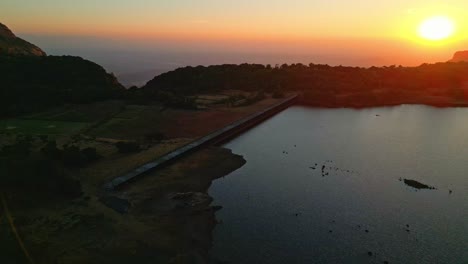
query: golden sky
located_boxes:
[2,0,468,66]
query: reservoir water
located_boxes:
[209,105,468,264]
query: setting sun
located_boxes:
[418,16,455,41]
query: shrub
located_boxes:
[1,139,32,158]
[81,147,101,162]
[115,141,141,153]
[0,141,82,198]
[61,145,87,168]
[272,89,285,98]
[41,140,60,158]
[38,135,49,142]
[42,142,101,167]
[145,131,165,142]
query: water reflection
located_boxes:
[209,105,468,264]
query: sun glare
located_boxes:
[418,16,455,41]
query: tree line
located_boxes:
[0,55,125,117]
[134,62,468,107]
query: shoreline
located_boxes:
[105,95,297,190]
[5,95,468,263]
[2,146,246,264]
[296,97,468,109]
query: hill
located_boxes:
[139,62,468,107]
[0,23,125,117]
[0,55,125,116]
[449,51,468,62]
[0,23,46,56]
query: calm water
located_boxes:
[209,105,468,264]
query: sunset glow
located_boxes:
[418,16,455,41]
[2,2,468,262]
[1,0,468,67]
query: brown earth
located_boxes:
[1,95,285,264]
[3,147,245,264]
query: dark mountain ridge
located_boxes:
[139,61,468,108]
[0,23,124,117]
[0,23,46,56]
[449,50,468,62]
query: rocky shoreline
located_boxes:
[118,146,247,263]
[2,147,245,264]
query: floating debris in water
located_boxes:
[403,179,437,190]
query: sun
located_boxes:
[418,16,455,41]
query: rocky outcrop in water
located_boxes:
[403,179,436,190]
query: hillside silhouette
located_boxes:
[1,55,125,116]
[0,23,46,56]
[3,21,468,116]
[0,23,124,117]
[449,51,468,62]
[138,62,468,107]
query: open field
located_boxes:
[0,101,125,136]
[23,101,125,123]
[0,119,89,135]
[87,104,166,140]
[3,147,245,264]
[0,93,287,263]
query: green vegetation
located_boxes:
[272,89,286,98]
[87,104,166,140]
[0,134,104,201]
[115,141,141,153]
[23,100,125,122]
[126,89,198,109]
[241,91,267,106]
[0,119,88,135]
[49,143,101,168]
[0,137,83,199]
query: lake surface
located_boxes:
[209,105,468,264]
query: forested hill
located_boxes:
[0,22,125,117]
[140,62,468,107]
[0,55,124,117]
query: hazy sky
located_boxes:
[2,0,468,81]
